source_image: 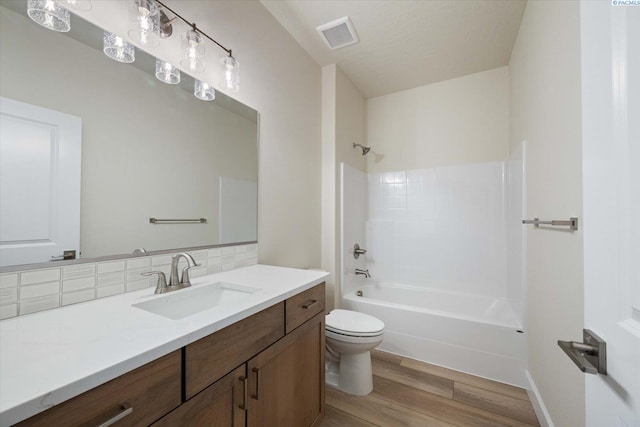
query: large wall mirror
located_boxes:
[0,2,258,269]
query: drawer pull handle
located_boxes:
[302,299,318,309]
[96,403,133,427]
[251,367,261,400]
[239,376,248,410]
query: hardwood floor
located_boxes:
[319,350,539,427]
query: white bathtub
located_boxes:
[342,283,527,387]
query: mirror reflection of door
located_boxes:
[0,97,81,267]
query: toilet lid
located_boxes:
[325,309,384,336]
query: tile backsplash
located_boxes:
[0,243,258,320]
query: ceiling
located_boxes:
[260,0,527,99]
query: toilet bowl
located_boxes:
[325,309,384,396]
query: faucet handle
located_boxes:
[180,264,201,287]
[142,271,168,294]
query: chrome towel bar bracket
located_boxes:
[522,217,578,231]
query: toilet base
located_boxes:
[324,351,373,396]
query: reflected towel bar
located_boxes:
[149,218,207,224]
[522,217,578,231]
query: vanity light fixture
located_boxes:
[27,0,70,32]
[194,80,215,101]
[59,0,92,11]
[181,28,205,73]
[103,31,135,63]
[155,59,180,84]
[155,0,240,91]
[128,0,160,47]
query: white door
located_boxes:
[581,2,640,426]
[0,97,81,267]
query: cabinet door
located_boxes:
[153,365,247,427]
[247,312,325,427]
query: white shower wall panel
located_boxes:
[367,162,508,299]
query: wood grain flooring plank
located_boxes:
[372,357,454,399]
[372,375,537,427]
[318,406,377,427]
[326,386,455,427]
[400,357,531,402]
[454,383,539,426]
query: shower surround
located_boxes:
[340,144,526,386]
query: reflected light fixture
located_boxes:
[128,0,160,47]
[194,80,215,101]
[222,55,239,92]
[103,31,135,63]
[27,0,70,32]
[155,59,180,84]
[181,28,205,73]
[59,0,92,11]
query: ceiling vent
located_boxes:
[316,16,359,50]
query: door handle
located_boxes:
[51,250,76,261]
[251,367,260,400]
[238,376,248,410]
[558,329,607,375]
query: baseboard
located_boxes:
[525,370,554,427]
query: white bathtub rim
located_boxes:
[343,289,523,331]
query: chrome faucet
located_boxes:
[355,268,371,278]
[142,252,199,294]
[169,252,198,287]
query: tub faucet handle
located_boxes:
[353,243,367,259]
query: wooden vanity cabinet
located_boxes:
[15,283,325,427]
[151,365,246,427]
[15,350,182,427]
[247,311,325,427]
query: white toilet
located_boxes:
[325,309,385,396]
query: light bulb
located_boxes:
[27,0,71,32]
[221,56,239,92]
[194,80,215,101]
[155,59,180,84]
[181,30,205,73]
[128,0,159,47]
[103,31,135,63]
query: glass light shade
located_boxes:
[128,0,159,47]
[194,80,215,101]
[181,30,205,73]
[59,0,92,11]
[222,56,240,92]
[27,0,70,32]
[155,59,180,84]
[103,31,135,63]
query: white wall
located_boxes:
[321,65,367,309]
[509,1,585,426]
[367,67,509,173]
[5,1,323,269]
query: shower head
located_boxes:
[353,143,371,156]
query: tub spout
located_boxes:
[355,268,371,278]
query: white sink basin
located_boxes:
[132,282,261,320]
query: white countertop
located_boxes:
[0,264,329,426]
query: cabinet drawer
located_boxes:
[185,302,284,399]
[285,283,325,334]
[16,350,181,427]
